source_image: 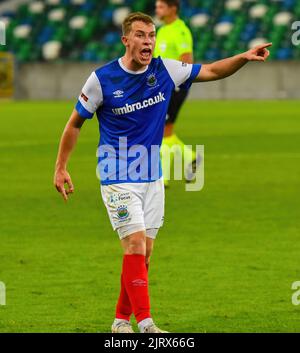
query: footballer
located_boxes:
[54,12,271,333]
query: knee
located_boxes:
[125,233,146,255]
[128,240,145,255]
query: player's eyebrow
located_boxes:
[135,30,156,35]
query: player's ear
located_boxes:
[121,35,128,47]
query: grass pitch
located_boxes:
[0,100,300,332]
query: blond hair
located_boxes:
[122,12,155,36]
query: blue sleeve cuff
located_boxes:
[180,64,202,90]
[75,101,94,119]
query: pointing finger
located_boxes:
[256,42,272,50]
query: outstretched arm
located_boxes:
[54,109,85,201]
[195,43,272,82]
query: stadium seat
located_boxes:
[48,8,66,23]
[29,1,45,15]
[1,0,300,62]
[113,6,131,26]
[249,4,268,19]
[42,40,62,60]
[190,13,210,28]
[13,24,31,41]
[225,0,243,12]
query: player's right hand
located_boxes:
[54,169,74,201]
[244,42,272,62]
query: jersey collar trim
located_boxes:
[118,58,149,75]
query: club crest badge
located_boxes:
[147,73,157,87]
[117,205,129,220]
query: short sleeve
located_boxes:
[162,58,201,89]
[175,28,193,56]
[75,71,103,119]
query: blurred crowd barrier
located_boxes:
[14,61,300,100]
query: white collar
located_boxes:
[118,57,149,74]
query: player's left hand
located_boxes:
[244,42,272,62]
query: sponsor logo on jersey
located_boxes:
[146,73,157,87]
[113,90,124,98]
[182,62,187,67]
[112,92,166,115]
[80,92,88,102]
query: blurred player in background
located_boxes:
[154,0,198,187]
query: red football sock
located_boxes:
[122,254,151,323]
[116,258,150,320]
[115,272,132,321]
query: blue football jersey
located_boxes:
[75,56,201,185]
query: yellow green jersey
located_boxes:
[154,18,193,60]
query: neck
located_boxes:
[164,14,178,25]
[121,53,147,72]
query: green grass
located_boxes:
[0,100,300,332]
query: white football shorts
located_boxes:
[100,177,165,240]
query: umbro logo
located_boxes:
[113,90,124,98]
[132,279,147,287]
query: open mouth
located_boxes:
[140,48,152,60]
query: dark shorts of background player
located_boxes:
[165,87,190,125]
